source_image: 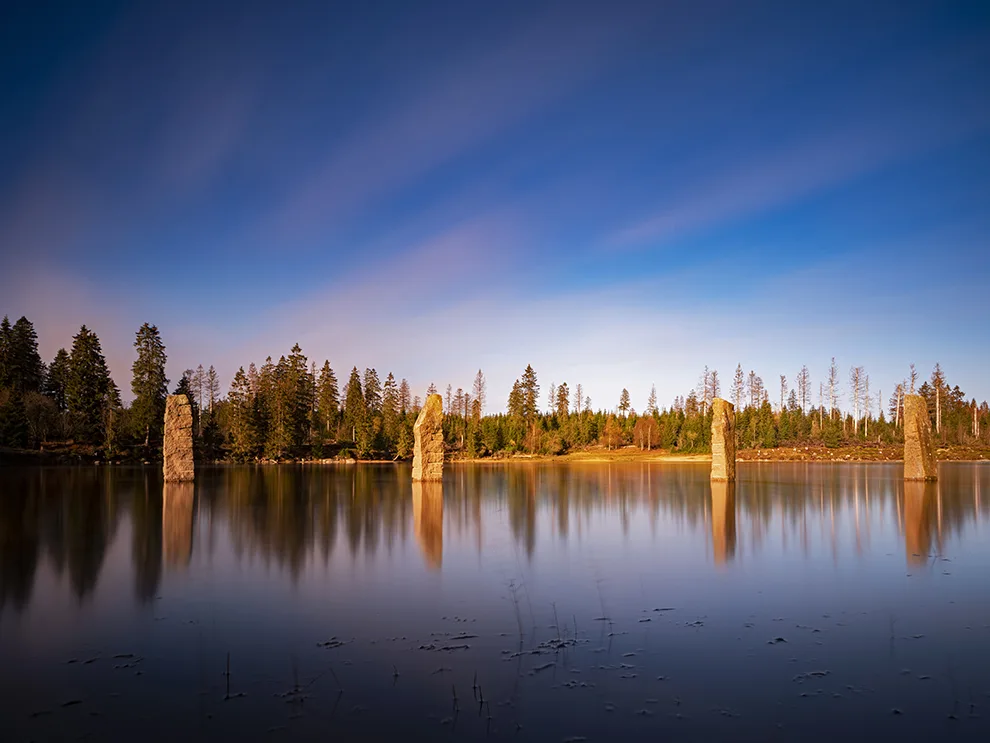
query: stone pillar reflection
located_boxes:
[162,482,195,569]
[711,480,737,565]
[903,480,936,566]
[412,481,443,570]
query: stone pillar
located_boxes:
[710,398,736,481]
[163,482,195,568]
[710,480,736,566]
[163,395,195,482]
[412,481,443,569]
[903,394,937,481]
[412,393,444,481]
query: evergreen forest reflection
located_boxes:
[2,463,988,614]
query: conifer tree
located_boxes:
[382,372,400,446]
[618,388,631,415]
[316,361,339,438]
[520,365,539,422]
[4,317,44,394]
[130,323,169,447]
[796,365,810,413]
[206,365,220,415]
[507,379,524,419]
[646,384,658,415]
[192,364,206,412]
[0,316,10,388]
[285,344,311,447]
[471,370,486,420]
[364,368,382,415]
[344,367,366,442]
[399,378,411,415]
[733,364,745,411]
[555,382,570,417]
[227,366,257,460]
[46,349,70,412]
[66,325,115,445]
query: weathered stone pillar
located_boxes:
[163,482,195,568]
[412,393,444,481]
[163,395,195,482]
[710,398,736,481]
[412,481,443,569]
[710,480,736,566]
[903,394,937,481]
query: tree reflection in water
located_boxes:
[1,463,989,613]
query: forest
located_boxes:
[1,315,987,462]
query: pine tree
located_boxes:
[364,369,382,415]
[382,372,400,447]
[46,348,71,412]
[797,365,810,413]
[471,370,486,420]
[618,388,631,414]
[192,364,205,412]
[286,344,311,448]
[399,378,411,415]
[647,384,658,415]
[264,355,292,458]
[66,326,115,445]
[130,323,169,447]
[827,357,840,418]
[4,317,45,394]
[732,364,744,411]
[227,366,257,460]
[507,379,524,419]
[555,382,570,417]
[316,361,339,438]
[344,367,366,442]
[520,364,539,422]
[206,365,220,415]
[0,316,10,389]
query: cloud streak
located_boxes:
[608,36,990,250]
[258,3,660,247]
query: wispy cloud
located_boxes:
[258,4,658,247]
[608,37,990,250]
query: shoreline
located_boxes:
[4,444,989,467]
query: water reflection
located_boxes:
[412,481,443,569]
[710,480,736,565]
[132,472,162,601]
[1,463,989,612]
[163,482,195,569]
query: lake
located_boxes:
[2,462,989,741]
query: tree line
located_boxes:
[1,315,987,460]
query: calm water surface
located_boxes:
[2,463,989,741]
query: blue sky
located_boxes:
[1,0,988,412]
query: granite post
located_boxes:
[412,393,444,481]
[903,394,937,481]
[710,398,736,482]
[163,395,195,482]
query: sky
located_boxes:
[1,0,989,412]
